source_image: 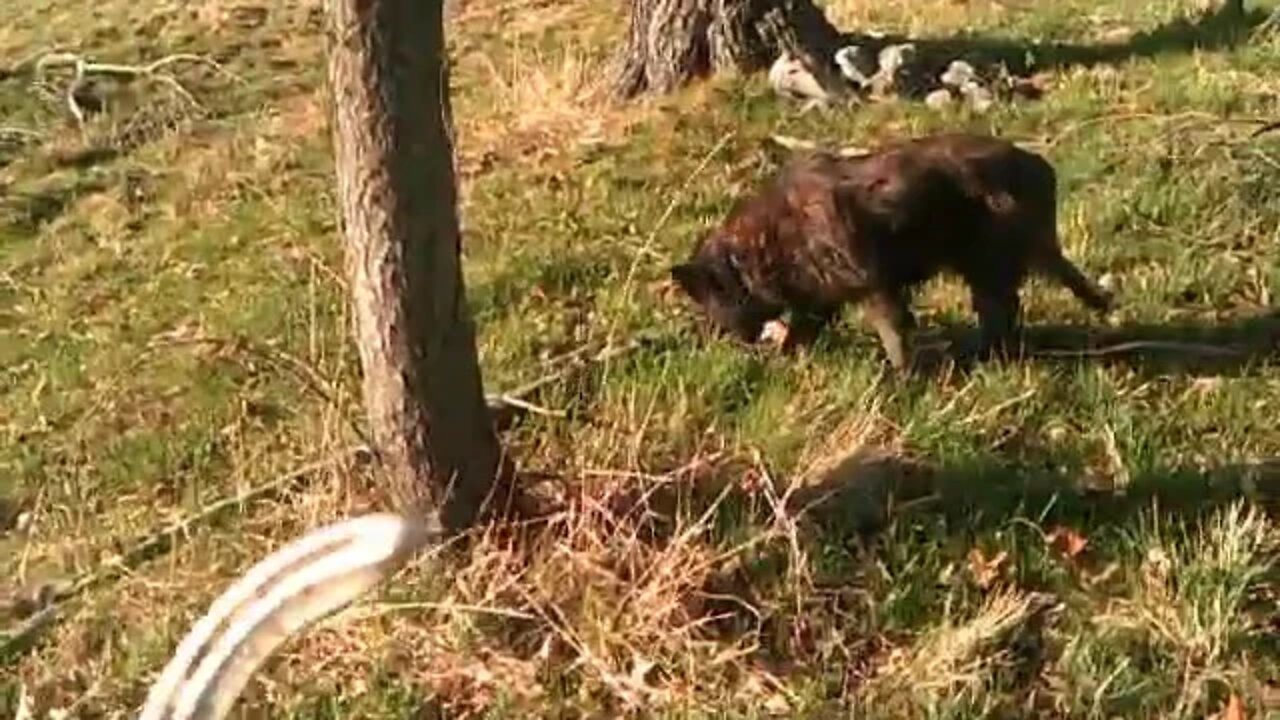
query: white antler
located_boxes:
[140,512,438,720]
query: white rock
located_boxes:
[925,88,954,109]
[940,59,978,88]
[769,51,830,104]
[877,43,916,76]
[962,81,994,113]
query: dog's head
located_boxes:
[670,235,781,344]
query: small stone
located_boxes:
[925,88,954,109]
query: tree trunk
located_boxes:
[325,0,507,531]
[612,0,844,98]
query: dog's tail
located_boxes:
[1037,248,1113,313]
[140,513,437,720]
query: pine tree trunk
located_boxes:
[325,0,506,531]
[612,0,844,98]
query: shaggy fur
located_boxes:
[671,132,1113,370]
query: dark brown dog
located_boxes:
[670,133,1113,370]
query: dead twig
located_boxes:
[486,394,567,419]
[603,132,736,352]
[486,337,649,417]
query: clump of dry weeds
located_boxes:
[456,41,636,180]
[292,413,916,717]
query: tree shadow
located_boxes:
[790,444,1280,540]
[833,4,1273,98]
[812,308,1279,378]
[1016,309,1279,374]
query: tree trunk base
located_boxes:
[612,0,843,99]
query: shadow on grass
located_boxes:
[809,309,1280,379]
[791,444,1280,541]
[1022,309,1271,376]
[1017,309,1280,374]
[835,4,1274,96]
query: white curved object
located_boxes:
[834,46,870,88]
[768,51,830,105]
[139,513,437,720]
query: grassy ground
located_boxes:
[2,0,1279,717]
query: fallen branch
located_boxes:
[484,339,648,429]
[763,133,869,159]
[486,337,647,410]
[0,332,649,655]
[1251,119,1280,138]
[0,445,371,657]
[0,127,42,142]
[30,51,235,127]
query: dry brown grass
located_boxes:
[455,41,639,184]
[858,590,1048,714]
[823,0,1018,37]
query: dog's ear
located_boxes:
[671,262,715,303]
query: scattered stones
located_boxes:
[834,42,917,96]
[936,60,996,113]
[774,42,1044,113]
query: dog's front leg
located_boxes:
[864,289,915,372]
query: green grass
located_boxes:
[3,0,1280,717]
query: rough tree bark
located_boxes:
[325,0,506,531]
[613,0,844,98]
